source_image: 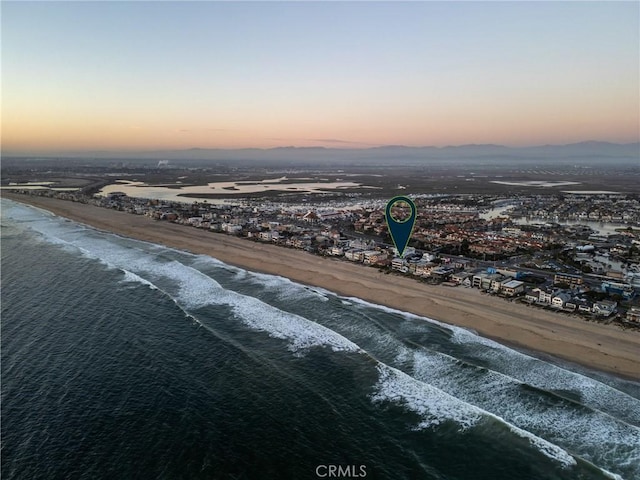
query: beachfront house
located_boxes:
[592,300,617,317]
[472,273,488,289]
[345,249,365,262]
[414,260,436,277]
[480,274,493,290]
[551,293,572,309]
[363,250,384,265]
[431,267,454,281]
[222,223,243,234]
[538,288,554,304]
[450,272,472,286]
[575,299,594,314]
[391,257,408,272]
[626,307,640,323]
[490,274,507,292]
[473,272,502,290]
[501,280,524,297]
[259,231,274,242]
[525,289,541,303]
[406,258,421,274]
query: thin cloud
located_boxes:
[308,138,379,146]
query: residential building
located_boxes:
[552,292,572,308]
[554,273,584,287]
[391,257,407,271]
[345,249,364,262]
[575,299,593,314]
[363,250,385,265]
[451,272,472,285]
[501,280,524,296]
[472,273,489,289]
[431,267,454,281]
[414,260,436,277]
[592,300,617,317]
[626,307,640,323]
[540,288,554,304]
[525,289,541,303]
[490,275,507,292]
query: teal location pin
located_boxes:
[385,196,417,258]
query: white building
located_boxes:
[501,280,524,296]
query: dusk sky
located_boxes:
[2,1,639,153]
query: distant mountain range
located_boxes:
[4,141,638,166]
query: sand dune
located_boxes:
[4,192,639,379]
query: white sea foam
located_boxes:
[241,270,330,302]
[162,264,358,353]
[224,293,359,354]
[409,350,640,473]
[394,346,414,365]
[449,328,640,425]
[120,269,158,290]
[138,260,360,353]
[344,295,457,331]
[122,259,360,354]
[192,254,331,303]
[2,200,55,220]
[372,364,482,430]
[601,471,624,480]
[506,423,577,468]
[14,209,359,355]
[341,293,639,476]
[345,293,640,425]
[190,253,228,268]
[371,364,577,468]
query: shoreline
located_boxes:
[3,192,640,380]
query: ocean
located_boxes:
[1,198,639,480]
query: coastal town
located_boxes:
[7,186,640,330]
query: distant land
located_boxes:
[3,141,638,168]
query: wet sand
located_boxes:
[4,193,639,379]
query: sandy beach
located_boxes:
[3,192,639,379]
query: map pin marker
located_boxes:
[385,196,417,258]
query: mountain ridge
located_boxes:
[3,141,638,166]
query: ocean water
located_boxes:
[2,199,639,480]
